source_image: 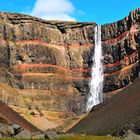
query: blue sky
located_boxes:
[0,0,140,24]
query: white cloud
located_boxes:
[31,0,76,21]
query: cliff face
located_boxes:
[0,8,140,113]
[102,8,140,96]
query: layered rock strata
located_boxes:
[0,8,140,113]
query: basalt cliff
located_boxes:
[0,8,140,124]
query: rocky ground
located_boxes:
[0,100,59,139]
[0,122,59,139]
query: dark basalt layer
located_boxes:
[102,8,140,40]
[0,8,140,113]
[102,8,140,94]
[0,12,96,45]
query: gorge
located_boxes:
[0,8,140,136]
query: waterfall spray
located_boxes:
[86,25,104,112]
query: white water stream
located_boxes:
[86,25,104,111]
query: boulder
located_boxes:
[124,130,140,140]
[12,124,22,134]
[31,131,45,139]
[0,125,15,137]
[45,129,59,139]
[15,129,31,139]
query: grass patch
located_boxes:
[58,135,122,140]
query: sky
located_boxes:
[0,0,140,24]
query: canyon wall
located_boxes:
[0,8,140,113]
[102,8,140,96]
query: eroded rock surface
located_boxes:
[0,8,140,113]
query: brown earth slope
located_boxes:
[0,100,41,133]
[69,78,140,135]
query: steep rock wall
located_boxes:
[102,8,140,96]
[0,12,96,113]
[0,8,140,113]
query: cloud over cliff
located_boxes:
[31,0,76,21]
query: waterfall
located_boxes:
[86,25,104,112]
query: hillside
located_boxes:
[0,100,41,133]
[69,78,140,135]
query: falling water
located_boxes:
[86,25,104,112]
